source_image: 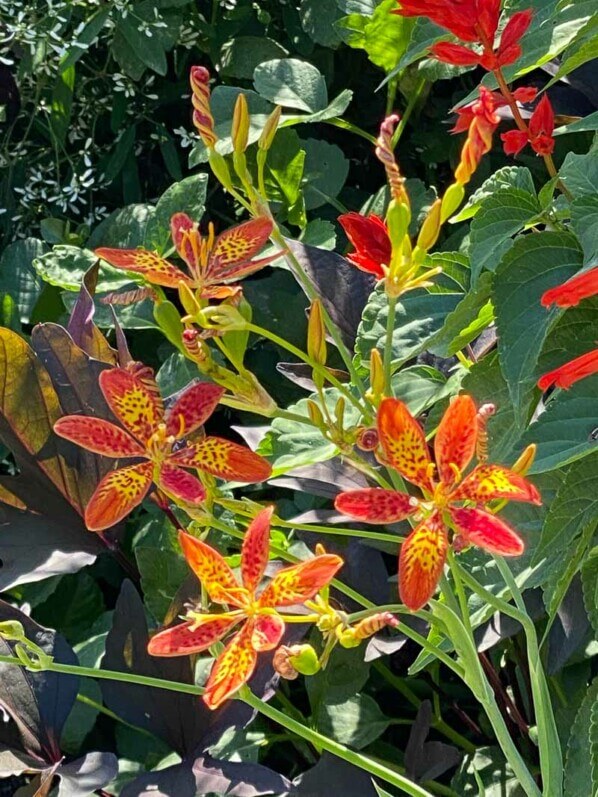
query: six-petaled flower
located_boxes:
[335,396,540,611]
[96,213,281,301]
[54,366,271,531]
[148,507,343,708]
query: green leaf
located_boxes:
[432,272,493,357]
[564,677,598,797]
[300,0,344,48]
[339,0,415,72]
[307,645,371,712]
[145,173,209,251]
[452,746,524,796]
[468,188,540,283]
[301,138,349,210]
[547,18,598,85]
[452,166,536,223]
[391,364,454,416]
[88,204,156,249]
[49,65,75,146]
[60,7,112,70]
[253,58,328,113]
[34,572,105,645]
[570,195,598,265]
[153,301,184,352]
[581,546,598,637]
[523,374,598,473]
[220,36,289,80]
[494,231,583,414]
[355,284,462,371]
[156,352,206,395]
[555,111,598,136]
[33,246,132,292]
[136,544,188,623]
[103,125,137,182]
[560,148,598,197]
[266,129,306,218]
[281,89,354,127]
[116,12,168,75]
[316,694,390,749]
[536,453,598,561]
[0,238,46,323]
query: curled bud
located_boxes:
[307,299,327,366]
[475,402,496,463]
[375,115,410,208]
[273,644,321,679]
[338,612,398,648]
[190,66,217,149]
[258,105,282,152]
[416,198,442,253]
[356,426,379,451]
[182,328,209,364]
[232,93,250,154]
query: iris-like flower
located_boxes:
[148,507,343,708]
[538,266,598,390]
[54,367,271,530]
[501,94,555,156]
[337,212,391,278]
[96,213,281,300]
[335,396,540,611]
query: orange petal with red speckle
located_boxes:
[449,507,524,555]
[241,506,274,593]
[334,488,417,524]
[85,461,153,531]
[178,530,245,607]
[207,217,274,281]
[172,437,272,483]
[203,622,258,709]
[165,382,224,438]
[399,513,447,611]
[434,395,478,487]
[158,462,206,504]
[452,464,541,505]
[258,554,343,609]
[54,416,144,458]
[95,247,190,288]
[148,616,239,657]
[99,368,164,445]
[251,613,285,651]
[377,398,432,491]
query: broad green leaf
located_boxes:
[538,298,598,377]
[494,231,583,414]
[523,374,598,473]
[452,746,525,796]
[135,516,188,622]
[156,352,206,396]
[547,17,598,85]
[541,521,595,618]
[88,204,156,249]
[49,64,75,146]
[391,364,455,416]
[34,572,104,645]
[570,195,598,265]
[451,166,536,223]
[355,284,462,371]
[581,546,598,637]
[281,89,354,127]
[300,0,344,48]
[266,129,306,221]
[555,112,598,136]
[316,694,390,749]
[535,453,598,560]
[253,58,328,113]
[0,238,46,323]
[34,246,132,292]
[307,645,370,712]
[102,124,137,182]
[432,272,493,357]
[564,677,598,797]
[220,36,289,80]
[153,301,184,352]
[145,173,209,251]
[560,148,598,197]
[339,0,415,72]
[60,7,111,70]
[468,188,540,283]
[301,138,349,210]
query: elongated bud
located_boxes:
[375,114,410,208]
[307,399,325,428]
[334,396,345,430]
[338,612,399,648]
[385,198,411,253]
[258,106,282,152]
[416,198,442,253]
[307,299,327,366]
[190,66,217,149]
[208,150,234,192]
[274,644,320,679]
[179,281,201,319]
[511,444,537,476]
[475,402,495,463]
[440,182,465,223]
[182,328,209,364]
[232,93,250,154]
[370,347,385,401]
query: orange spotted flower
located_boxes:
[335,396,540,611]
[95,213,281,300]
[148,507,343,709]
[54,367,271,531]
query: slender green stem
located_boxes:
[447,549,472,636]
[392,78,427,148]
[276,519,400,545]
[323,117,377,145]
[383,295,397,392]
[76,693,157,739]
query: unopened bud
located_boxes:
[334,396,345,430]
[416,198,442,253]
[356,426,379,451]
[307,399,325,428]
[190,66,217,149]
[208,150,234,192]
[386,199,411,253]
[370,347,385,400]
[511,444,537,477]
[440,182,465,223]
[273,644,320,679]
[198,304,248,331]
[307,299,327,366]
[258,106,282,151]
[178,282,201,318]
[232,93,250,154]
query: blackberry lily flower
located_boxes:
[335,396,540,611]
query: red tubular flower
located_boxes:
[501,94,555,156]
[54,367,271,530]
[148,507,343,708]
[335,396,540,611]
[338,212,391,279]
[538,349,598,391]
[541,267,598,308]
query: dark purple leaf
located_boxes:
[55,752,118,797]
[547,577,590,674]
[66,264,117,364]
[271,459,368,500]
[276,363,349,392]
[404,701,460,782]
[292,753,380,796]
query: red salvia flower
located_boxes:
[538,349,598,391]
[502,94,555,156]
[54,368,271,531]
[96,214,281,300]
[338,212,391,279]
[335,396,540,611]
[148,507,343,708]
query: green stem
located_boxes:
[392,78,427,148]
[383,295,398,392]
[276,519,400,545]
[324,117,377,145]
[76,693,157,739]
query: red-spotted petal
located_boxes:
[251,613,285,652]
[172,437,272,483]
[203,622,258,709]
[258,554,343,608]
[170,213,201,273]
[399,514,448,612]
[377,398,432,491]
[207,217,274,281]
[95,247,190,288]
[148,616,239,657]
[85,461,153,531]
[178,530,245,607]
[99,368,164,445]
[158,462,206,504]
[434,395,478,487]
[452,464,541,505]
[165,382,225,438]
[241,507,273,593]
[449,507,525,556]
[54,416,144,458]
[334,489,417,524]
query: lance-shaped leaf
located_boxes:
[66,263,118,364]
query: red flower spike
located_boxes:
[96,214,280,300]
[541,267,598,308]
[149,508,343,708]
[394,0,483,43]
[53,367,271,530]
[338,213,391,279]
[431,42,482,67]
[537,349,598,391]
[336,395,539,610]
